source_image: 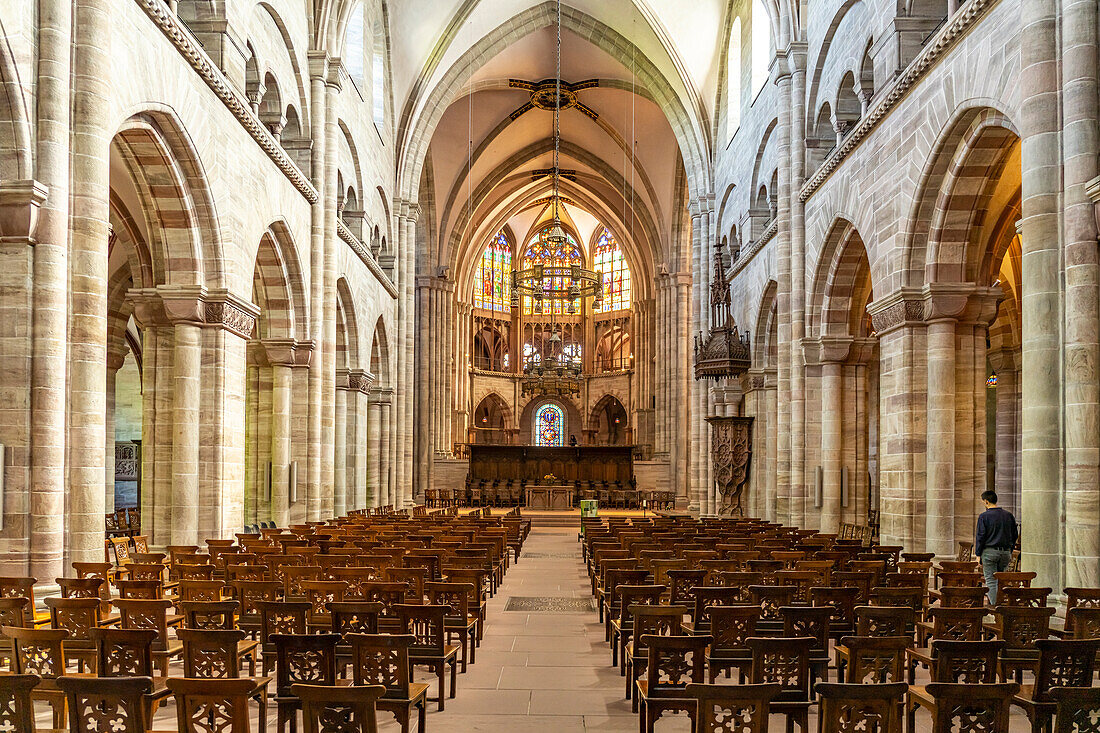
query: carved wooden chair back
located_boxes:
[329,601,383,636]
[685,682,779,733]
[705,605,758,656]
[89,628,156,677]
[1050,687,1100,733]
[5,626,67,679]
[178,628,247,678]
[641,634,709,698]
[112,599,172,651]
[929,640,1006,683]
[293,683,387,733]
[178,579,226,603]
[938,586,988,608]
[395,604,447,656]
[747,636,813,701]
[0,673,38,732]
[55,675,151,733]
[839,635,910,684]
[925,683,1019,733]
[256,600,310,645]
[271,633,340,696]
[780,606,833,653]
[1033,639,1100,702]
[992,605,1056,649]
[115,580,163,600]
[347,633,415,697]
[816,682,907,733]
[998,586,1051,608]
[927,607,988,641]
[1069,606,1100,640]
[1063,588,1100,636]
[180,600,239,630]
[57,577,105,600]
[630,605,685,657]
[855,605,914,638]
[749,585,797,622]
[166,677,257,733]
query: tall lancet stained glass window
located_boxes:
[534,403,565,446]
[522,225,584,315]
[473,233,511,312]
[593,229,631,312]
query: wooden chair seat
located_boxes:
[377,683,430,733]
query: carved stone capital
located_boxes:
[262,338,313,367]
[347,369,375,393]
[867,289,925,335]
[0,180,48,243]
[921,283,975,321]
[127,287,258,338]
[203,291,259,339]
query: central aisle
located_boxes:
[382,525,689,732]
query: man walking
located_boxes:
[975,490,1018,605]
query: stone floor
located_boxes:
[36,526,1038,731]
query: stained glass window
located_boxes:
[593,229,632,312]
[473,233,511,312]
[522,225,584,315]
[534,403,565,446]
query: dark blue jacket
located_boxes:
[975,507,1018,557]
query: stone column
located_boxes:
[368,394,383,507]
[104,343,128,514]
[170,320,202,545]
[414,278,431,498]
[263,339,308,526]
[788,44,809,528]
[334,371,348,517]
[924,314,957,557]
[380,392,394,506]
[199,300,252,540]
[819,346,846,534]
[306,53,329,522]
[1019,0,1064,590]
[673,273,692,508]
[28,0,70,579]
[773,49,794,526]
[868,292,926,550]
[321,71,342,521]
[989,348,1020,515]
[402,210,419,506]
[67,0,113,565]
[1065,0,1100,589]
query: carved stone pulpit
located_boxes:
[706,416,753,516]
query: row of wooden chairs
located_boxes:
[581,513,1100,733]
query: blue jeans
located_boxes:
[981,548,1013,604]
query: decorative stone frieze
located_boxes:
[127,287,258,337]
[867,290,926,335]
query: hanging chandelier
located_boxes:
[515,0,599,399]
[511,0,603,319]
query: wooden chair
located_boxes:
[57,577,105,600]
[747,635,815,733]
[178,628,259,677]
[113,598,182,675]
[610,584,666,670]
[703,605,758,684]
[816,682,907,733]
[348,633,429,733]
[625,605,685,708]
[0,577,48,627]
[4,625,68,728]
[780,605,833,685]
[908,682,1019,733]
[0,673,38,732]
[999,586,1052,608]
[989,605,1056,681]
[909,607,989,681]
[178,579,226,603]
[854,605,914,637]
[937,585,987,608]
[426,581,478,671]
[302,580,346,630]
[271,632,341,733]
[44,596,103,672]
[179,599,238,630]
[234,579,280,638]
[1068,606,1100,640]
[635,634,710,733]
[1057,588,1100,638]
[684,682,779,733]
[396,603,459,710]
[1012,639,1100,733]
[293,683,387,733]
[89,627,156,677]
[116,579,164,600]
[55,675,151,733]
[1050,687,1100,733]
[836,635,909,684]
[256,600,311,675]
[166,677,269,733]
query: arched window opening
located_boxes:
[522,224,584,315]
[751,0,771,97]
[473,232,512,312]
[344,3,366,89]
[534,403,565,446]
[726,17,742,140]
[593,229,632,312]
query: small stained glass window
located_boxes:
[473,233,511,312]
[593,229,631,312]
[534,403,565,446]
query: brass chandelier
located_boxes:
[515,0,602,398]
